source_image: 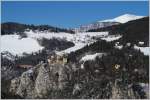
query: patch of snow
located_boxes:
[1,35,44,56]
[114,42,123,49]
[134,45,150,56]
[126,43,131,47]
[139,83,149,97]
[81,63,84,69]
[138,41,144,45]
[25,30,74,42]
[115,45,123,49]
[99,14,144,23]
[76,32,109,37]
[101,35,122,42]
[139,83,149,87]
[134,68,138,72]
[95,69,100,73]
[27,69,33,74]
[57,32,109,54]
[80,53,105,62]
[115,42,120,46]
[1,51,16,61]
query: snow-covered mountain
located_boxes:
[1,15,148,59]
[99,14,144,23]
[74,14,144,32]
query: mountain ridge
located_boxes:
[74,14,145,32]
[88,16,149,45]
[99,14,145,23]
[1,22,74,35]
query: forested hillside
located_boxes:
[88,17,149,45]
[1,22,74,35]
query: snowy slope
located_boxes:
[99,14,144,23]
[56,32,109,55]
[80,53,106,62]
[1,30,109,56]
[74,14,144,32]
[134,45,150,56]
[1,35,44,56]
[25,30,74,42]
[1,29,125,57]
[1,51,16,61]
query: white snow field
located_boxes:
[25,30,74,41]
[1,30,109,56]
[99,14,144,23]
[25,30,108,42]
[56,32,109,55]
[3,30,149,57]
[1,35,44,56]
[134,45,150,56]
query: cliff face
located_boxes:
[8,61,148,99]
[9,63,71,98]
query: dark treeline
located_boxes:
[67,39,149,83]
[68,40,115,62]
[37,38,74,51]
[1,22,75,35]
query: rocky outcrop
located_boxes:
[9,63,71,98]
[9,68,35,98]
[9,61,148,99]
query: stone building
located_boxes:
[47,53,68,65]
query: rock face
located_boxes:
[9,63,70,98]
[9,69,35,98]
[9,62,148,99]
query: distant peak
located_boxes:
[115,13,144,19]
[119,13,137,16]
[99,13,145,23]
